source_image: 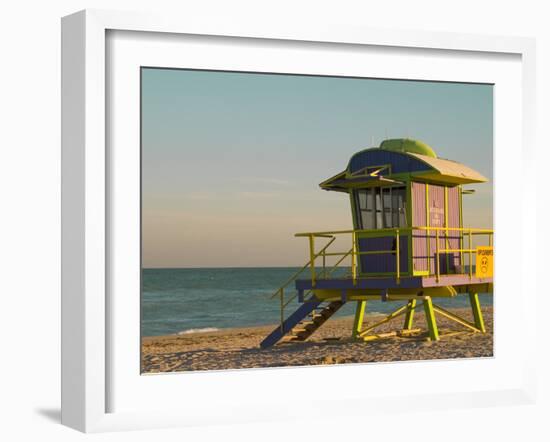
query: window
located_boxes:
[355,187,407,229]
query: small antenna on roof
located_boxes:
[371,135,374,146]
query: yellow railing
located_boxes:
[268,226,492,333]
[268,236,352,332]
[294,226,494,286]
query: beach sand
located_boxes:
[141,306,493,373]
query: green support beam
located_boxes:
[423,297,439,341]
[403,299,417,330]
[469,292,486,333]
[352,300,366,338]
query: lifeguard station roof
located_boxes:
[320,139,488,191]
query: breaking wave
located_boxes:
[177,327,219,335]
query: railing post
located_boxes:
[279,289,285,334]
[436,229,440,282]
[280,288,284,333]
[427,226,431,276]
[351,231,357,285]
[396,229,400,284]
[469,229,473,280]
[459,229,464,274]
[309,234,316,287]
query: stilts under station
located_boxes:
[260,139,493,348]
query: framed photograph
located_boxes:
[61,9,537,433]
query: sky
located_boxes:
[141,68,493,268]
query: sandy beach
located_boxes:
[141,306,493,373]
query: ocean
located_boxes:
[142,267,493,337]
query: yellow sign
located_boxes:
[475,246,494,278]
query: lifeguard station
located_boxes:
[261,138,493,348]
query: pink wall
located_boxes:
[412,182,428,272]
[412,182,461,274]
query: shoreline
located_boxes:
[142,306,493,373]
[142,311,400,340]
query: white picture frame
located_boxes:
[61,9,537,433]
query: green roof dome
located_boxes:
[379,138,437,158]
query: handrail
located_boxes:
[271,225,493,333]
[295,226,493,237]
[268,236,336,299]
[294,226,493,285]
[289,247,353,308]
[273,243,353,332]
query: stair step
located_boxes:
[292,327,310,333]
[299,324,315,330]
[261,300,345,349]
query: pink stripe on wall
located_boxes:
[412,182,428,272]
[447,186,461,270]
[428,184,445,273]
[411,183,463,274]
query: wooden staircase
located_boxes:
[281,301,344,343]
[260,300,344,348]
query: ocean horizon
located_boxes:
[141,267,493,337]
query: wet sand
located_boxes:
[142,306,493,373]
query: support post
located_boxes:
[423,297,439,341]
[309,234,316,287]
[352,300,366,339]
[469,292,486,333]
[280,288,284,333]
[403,299,416,330]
